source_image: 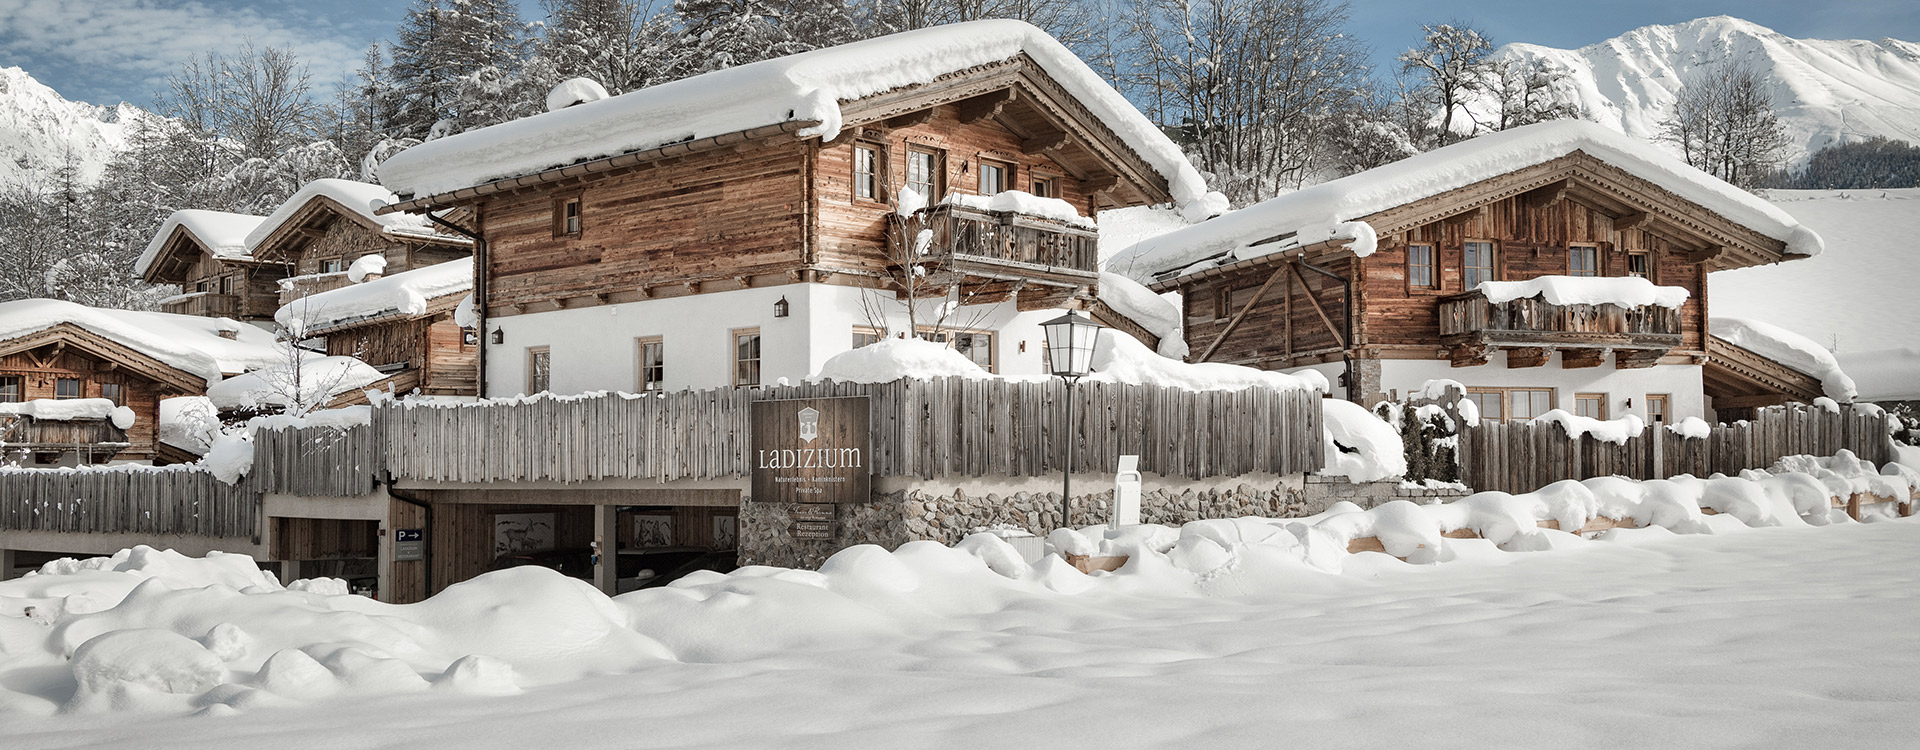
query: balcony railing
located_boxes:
[160,292,240,318]
[278,272,353,306]
[1,415,130,460]
[903,203,1099,286]
[1439,286,1683,363]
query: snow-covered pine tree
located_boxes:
[387,0,536,139]
[665,0,854,77]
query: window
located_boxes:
[1627,252,1652,280]
[733,329,762,386]
[322,259,346,274]
[1031,177,1054,198]
[637,337,664,392]
[951,331,994,373]
[905,147,941,199]
[0,375,21,402]
[1463,241,1497,290]
[853,143,882,201]
[553,196,583,237]
[1465,389,1505,424]
[527,347,551,394]
[1569,244,1599,277]
[1646,394,1670,424]
[1407,244,1436,289]
[1574,393,1608,420]
[55,378,83,399]
[852,326,886,349]
[979,160,1010,195]
[100,383,125,406]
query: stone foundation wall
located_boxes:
[1300,474,1470,511]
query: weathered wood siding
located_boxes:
[250,423,380,497]
[377,379,1324,483]
[1181,255,1353,368]
[1361,196,1708,356]
[0,465,258,539]
[0,348,164,460]
[480,139,810,315]
[1460,402,1895,494]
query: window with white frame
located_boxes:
[527,347,551,393]
[905,147,941,199]
[853,143,882,201]
[733,328,761,386]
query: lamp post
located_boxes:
[1040,310,1102,531]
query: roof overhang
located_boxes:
[256,195,472,261]
[1704,333,1823,407]
[0,323,210,394]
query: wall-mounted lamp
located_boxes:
[464,329,479,346]
[1624,397,1633,409]
[773,296,790,318]
[491,329,505,345]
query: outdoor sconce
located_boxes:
[773,296,790,318]
[464,329,479,346]
[491,329,505,345]
[1624,397,1634,409]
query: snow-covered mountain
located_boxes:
[0,66,154,187]
[1493,16,1920,167]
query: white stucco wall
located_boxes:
[484,283,1070,396]
[1377,352,1705,422]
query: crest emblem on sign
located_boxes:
[797,406,820,442]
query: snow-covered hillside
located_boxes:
[0,66,153,186]
[1491,16,1920,167]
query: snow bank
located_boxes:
[1710,316,1856,401]
[1096,272,1186,358]
[809,337,991,383]
[244,179,461,252]
[1479,275,1689,308]
[157,397,219,453]
[133,209,265,278]
[1096,204,1194,262]
[377,21,1217,217]
[206,356,387,411]
[1081,329,1322,393]
[0,299,281,381]
[275,259,471,334]
[1109,120,1823,282]
[1321,399,1407,482]
[943,190,1094,228]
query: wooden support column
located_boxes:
[593,504,618,595]
[0,548,16,581]
[1197,262,1288,363]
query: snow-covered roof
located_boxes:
[0,299,282,382]
[206,355,387,411]
[377,20,1213,214]
[1095,271,1186,358]
[134,209,266,278]
[1710,316,1856,402]
[245,179,466,254]
[275,258,472,334]
[1108,120,1824,283]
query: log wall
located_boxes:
[0,348,166,460]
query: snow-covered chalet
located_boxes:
[374,20,1218,396]
[1109,121,1830,425]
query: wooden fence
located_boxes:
[0,465,258,540]
[1461,402,1896,494]
[250,423,380,497]
[378,378,1323,484]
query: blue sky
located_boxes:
[2,0,1916,109]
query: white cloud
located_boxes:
[0,0,368,105]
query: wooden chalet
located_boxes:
[247,179,472,305]
[0,300,281,465]
[374,21,1211,396]
[275,259,480,405]
[136,210,280,321]
[1113,121,1827,425]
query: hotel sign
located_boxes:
[751,395,871,504]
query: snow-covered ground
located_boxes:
[4,480,1917,748]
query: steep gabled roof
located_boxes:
[376,20,1215,216]
[135,210,267,283]
[1108,121,1824,284]
[246,179,471,262]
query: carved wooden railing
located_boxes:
[907,203,1099,283]
[161,292,240,318]
[1439,288,1683,346]
[0,414,129,456]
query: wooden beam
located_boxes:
[1080,170,1119,194]
[1507,347,1550,368]
[1524,179,1571,209]
[1021,127,1071,155]
[1613,211,1653,232]
[1197,262,1289,363]
[1287,262,1346,350]
[884,108,936,129]
[1685,245,1727,264]
[956,89,1016,124]
[1450,343,1490,368]
[1560,348,1607,369]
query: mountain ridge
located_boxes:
[0,65,156,189]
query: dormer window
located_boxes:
[553,194,583,238]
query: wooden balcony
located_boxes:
[0,415,130,462]
[161,292,239,318]
[903,203,1099,288]
[278,272,353,306]
[1438,287,1683,369]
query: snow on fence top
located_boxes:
[376,20,1215,216]
[244,179,460,252]
[0,299,281,381]
[275,258,472,334]
[1478,275,1690,309]
[1710,316,1857,401]
[1107,120,1825,283]
[133,209,266,277]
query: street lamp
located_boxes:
[1040,310,1102,530]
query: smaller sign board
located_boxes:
[394,528,424,562]
[793,521,834,540]
[791,504,834,540]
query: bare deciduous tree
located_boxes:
[1659,57,1790,191]
[1398,22,1495,147]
